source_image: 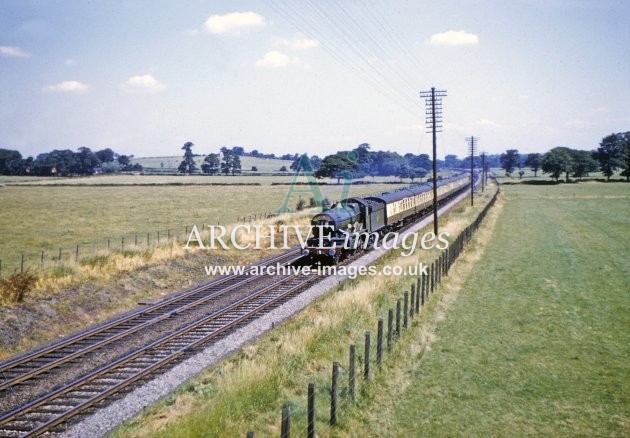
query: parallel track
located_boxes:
[0,249,301,393]
[0,271,317,437]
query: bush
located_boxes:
[0,271,37,305]
[296,198,306,211]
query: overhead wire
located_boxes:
[265,0,422,118]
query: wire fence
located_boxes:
[245,187,500,437]
[0,211,278,278]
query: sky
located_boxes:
[1,0,629,160]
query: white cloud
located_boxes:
[429,30,479,46]
[43,80,89,93]
[256,51,299,68]
[0,45,31,58]
[204,11,265,35]
[65,58,76,66]
[121,74,166,93]
[273,34,319,50]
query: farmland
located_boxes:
[131,155,293,174]
[0,182,406,274]
[111,182,630,437]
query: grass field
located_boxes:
[3,173,434,186]
[111,181,629,437]
[132,155,294,174]
[0,183,403,274]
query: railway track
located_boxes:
[0,181,477,437]
[0,270,316,437]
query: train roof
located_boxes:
[363,173,468,204]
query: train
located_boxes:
[302,173,472,265]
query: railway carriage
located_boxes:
[303,173,472,264]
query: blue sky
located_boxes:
[1,0,628,159]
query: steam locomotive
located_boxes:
[302,173,471,264]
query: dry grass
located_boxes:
[0,272,37,305]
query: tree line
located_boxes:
[0,147,141,176]
[499,132,630,182]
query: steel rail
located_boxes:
[0,249,301,387]
[0,272,314,437]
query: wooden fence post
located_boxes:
[58,248,62,261]
[0,258,2,277]
[122,237,125,251]
[307,383,315,438]
[396,299,401,339]
[41,251,44,269]
[107,239,111,250]
[147,232,150,247]
[410,284,416,318]
[280,403,291,438]
[75,245,79,263]
[387,309,393,352]
[416,277,421,313]
[157,230,160,244]
[364,331,371,381]
[135,233,138,246]
[21,254,24,273]
[403,292,409,329]
[349,344,356,401]
[330,362,339,426]
[377,318,383,369]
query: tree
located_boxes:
[118,155,131,167]
[570,150,598,179]
[279,165,288,172]
[178,141,197,174]
[95,148,115,163]
[232,154,241,175]
[0,148,23,175]
[596,133,625,181]
[621,132,630,181]
[201,153,220,175]
[444,154,460,169]
[315,153,358,183]
[500,149,520,176]
[251,166,258,172]
[541,147,574,182]
[524,153,542,176]
[221,150,233,175]
[75,147,100,174]
[231,146,245,156]
[310,155,322,171]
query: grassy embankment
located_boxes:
[111,183,500,437]
[113,182,629,437]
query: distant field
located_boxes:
[0,183,399,274]
[3,172,449,186]
[493,167,626,183]
[132,155,293,174]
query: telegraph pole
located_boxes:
[420,87,447,235]
[481,152,486,193]
[466,136,477,206]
